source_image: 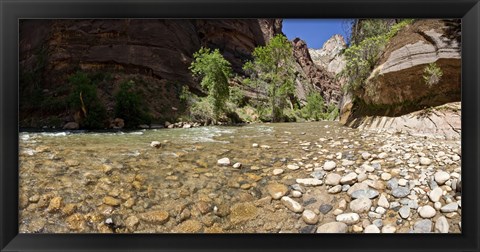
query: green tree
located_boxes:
[243,34,296,122]
[302,92,325,121]
[114,80,151,128]
[68,71,107,129]
[189,47,232,119]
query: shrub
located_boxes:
[68,71,108,129]
[423,62,443,87]
[114,80,152,128]
[301,92,325,121]
[324,103,340,121]
[228,85,246,107]
[189,98,215,122]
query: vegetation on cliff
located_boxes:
[339,19,414,95]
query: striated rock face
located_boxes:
[362,19,460,108]
[292,38,341,104]
[20,19,282,90]
[351,102,461,140]
[19,19,282,125]
[309,34,347,75]
[341,19,461,125]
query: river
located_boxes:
[18,121,462,233]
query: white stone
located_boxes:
[232,162,242,169]
[435,216,449,233]
[291,190,302,198]
[382,225,397,233]
[287,164,300,170]
[323,161,337,171]
[150,141,162,148]
[349,198,372,213]
[434,171,450,185]
[378,152,388,159]
[302,210,319,225]
[340,172,357,185]
[332,209,344,216]
[362,152,371,160]
[440,202,458,213]
[375,207,386,215]
[399,206,410,219]
[342,160,355,166]
[398,179,408,186]
[364,224,380,233]
[377,194,390,209]
[357,173,368,182]
[273,169,284,175]
[338,199,347,210]
[350,189,379,199]
[281,196,304,213]
[420,157,432,166]
[381,173,392,181]
[325,173,342,186]
[252,143,259,148]
[434,202,442,210]
[418,205,437,218]
[428,187,443,202]
[414,219,433,233]
[328,185,342,194]
[296,178,323,186]
[217,157,231,166]
[336,213,360,225]
[316,222,348,233]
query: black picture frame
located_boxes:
[1,0,479,251]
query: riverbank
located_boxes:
[19,121,461,233]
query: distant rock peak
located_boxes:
[309,34,347,75]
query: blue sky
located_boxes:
[282,19,353,49]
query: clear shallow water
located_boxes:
[18,121,461,233]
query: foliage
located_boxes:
[324,103,340,121]
[228,85,246,107]
[349,19,391,46]
[68,71,108,129]
[189,47,232,119]
[301,92,325,121]
[339,19,415,94]
[423,62,443,87]
[114,80,152,128]
[243,34,296,122]
[189,98,215,123]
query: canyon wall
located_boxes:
[340,19,461,135]
[19,19,283,126]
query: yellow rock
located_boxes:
[230,202,258,225]
[140,210,170,224]
[65,213,85,231]
[173,220,203,233]
[103,196,121,206]
[62,203,77,216]
[47,197,63,213]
